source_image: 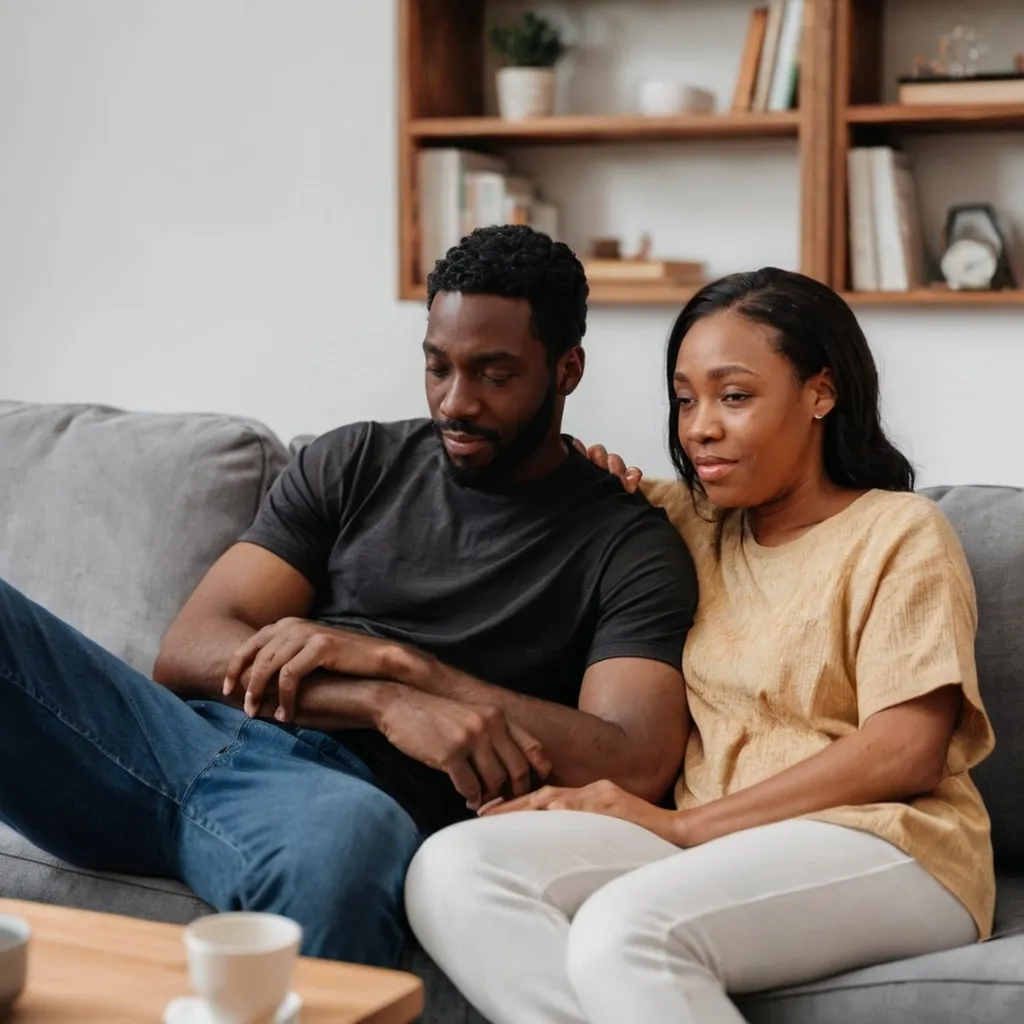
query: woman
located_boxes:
[404,269,994,1024]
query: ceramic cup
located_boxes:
[184,913,302,1024]
[0,914,30,1014]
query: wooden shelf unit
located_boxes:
[399,0,1020,309]
[829,0,1024,304]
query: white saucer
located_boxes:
[163,991,301,1023]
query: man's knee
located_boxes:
[247,783,421,965]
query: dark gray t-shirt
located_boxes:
[241,418,697,831]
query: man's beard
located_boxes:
[433,378,558,489]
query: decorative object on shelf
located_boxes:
[637,81,715,116]
[939,203,1016,292]
[902,21,1024,104]
[491,12,566,120]
[590,238,622,260]
[910,21,988,79]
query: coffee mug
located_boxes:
[185,913,302,1024]
[0,914,30,1014]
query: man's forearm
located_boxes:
[401,656,674,799]
[153,615,256,701]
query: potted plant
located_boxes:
[491,11,566,120]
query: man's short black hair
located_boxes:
[426,225,589,362]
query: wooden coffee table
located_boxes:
[1,899,423,1023]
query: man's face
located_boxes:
[424,292,568,485]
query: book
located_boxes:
[732,8,769,113]
[869,148,925,292]
[898,73,1024,106]
[767,0,804,112]
[418,149,508,278]
[583,259,706,284]
[847,148,878,291]
[752,0,786,112]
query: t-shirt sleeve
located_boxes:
[586,514,698,671]
[855,505,994,772]
[239,426,364,588]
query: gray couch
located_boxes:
[0,399,1021,1023]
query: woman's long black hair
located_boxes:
[666,268,915,497]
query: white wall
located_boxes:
[1,0,1022,487]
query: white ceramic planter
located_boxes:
[496,67,556,120]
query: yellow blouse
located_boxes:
[643,482,996,939]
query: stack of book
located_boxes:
[846,147,927,293]
[898,73,1024,106]
[582,259,706,291]
[732,0,805,113]
[418,149,559,277]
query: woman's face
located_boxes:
[672,310,834,508]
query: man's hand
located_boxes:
[378,688,552,810]
[224,617,417,720]
[572,439,643,493]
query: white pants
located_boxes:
[405,813,976,1024]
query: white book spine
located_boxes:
[871,148,909,291]
[847,148,878,292]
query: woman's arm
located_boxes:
[484,685,962,848]
[673,684,961,847]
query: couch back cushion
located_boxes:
[923,486,1024,860]
[0,401,289,675]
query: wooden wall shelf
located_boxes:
[846,103,1024,130]
[409,112,802,146]
[402,282,703,307]
[843,289,1024,307]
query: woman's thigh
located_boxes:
[407,809,680,920]
[569,819,977,997]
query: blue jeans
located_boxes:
[0,577,422,967]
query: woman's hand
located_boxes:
[480,778,686,847]
[573,439,643,494]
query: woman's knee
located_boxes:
[405,819,496,930]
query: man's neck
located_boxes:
[506,435,571,486]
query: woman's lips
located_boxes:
[694,458,738,482]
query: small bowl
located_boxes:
[0,914,30,1013]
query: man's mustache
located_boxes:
[432,420,501,445]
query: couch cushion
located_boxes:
[0,401,289,674]
[739,870,1024,1024]
[0,822,211,925]
[921,487,1024,859]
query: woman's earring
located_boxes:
[814,413,824,420]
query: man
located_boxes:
[0,225,696,969]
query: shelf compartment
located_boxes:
[408,112,802,146]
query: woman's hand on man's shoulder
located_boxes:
[572,438,644,494]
